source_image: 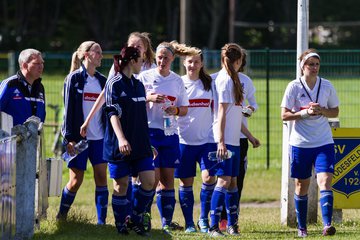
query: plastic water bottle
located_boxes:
[208,150,234,161]
[62,140,88,163]
[162,98,177,136]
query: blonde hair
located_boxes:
[128,32,155,68]
[69,41,97,73]
[221,43,244,104]
[156,41,200,57]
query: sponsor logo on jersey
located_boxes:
[188,98,211,108]
[300,93,306,98]
[13,89,22,99]
[84,92,100,101]
[120,91,127,97]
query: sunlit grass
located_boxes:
[31,74,360,239]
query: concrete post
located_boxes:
[8,51,16,76]
[12,116,40,239]
[328,118,342,223]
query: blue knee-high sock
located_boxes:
[320,190,333,226]
[225,188,239,226]
[145,189,155,213]
[112,195,128,231]
[179,186,194,227]
[210,186,226,228]
[59,186,76,215]
[95,186,108,224]
[200,182,215,220]
[125,177,133,217]
[157,189,176,227]
[294,194,308,229]
[132,187,155,224]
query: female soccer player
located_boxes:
[281,48,339,237]
[175,50,216,233]
[58,41,108,225]
[138,41,199,234]
[104,46,155,236]
[209,43,259,237]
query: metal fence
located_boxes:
[1,49,360,169]
[0,135,16,240]
[0,116,54,239]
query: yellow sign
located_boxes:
[332,128,360,209]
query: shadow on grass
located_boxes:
[33,215,172,240]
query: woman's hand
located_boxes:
[217,142,227,159]
[164,105,178,115]
[308,102,322,115]
[249,136,261,148]
[80,121,89,137]
[118,137,132,155]
[66,141,76,156]
[147,93,166,103]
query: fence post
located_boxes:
[8,51,16,76]
[11,116,40,239]
[328,118,342,223]
[35,123,48,226]
[265,48,270,169]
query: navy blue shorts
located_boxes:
[290,144,335,179]
[149,128,180,168]
[175,143,217,178]
[214,144,241,177]
[68,139,106,170]
[108,156,155,179]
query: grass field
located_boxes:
[29,74,360,239]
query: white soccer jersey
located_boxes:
[281,76,339,148]
[211,72,258,138]
[238,73,258,138]
[83,75,104,140]
[213,68,243,146]
[178,75,213,145]
[138,68,189,131]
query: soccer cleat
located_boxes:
[143,212,152,232]
[185,225,197,233]
[226,224,240,235]
[219,219,227,231]
[208,225,225,237]
[55,212,67,222]
[322,225,336,236]
[197,218,210,233]
[124,215,132,231]
[132,222,149,236]
[162,225,172,235]
[298,228,308,238]
[117,222,130,235]
[169,221,184,231]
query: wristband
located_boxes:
[300,109,310,119]
[174,107,179,115]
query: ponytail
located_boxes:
[221,43,244,104]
